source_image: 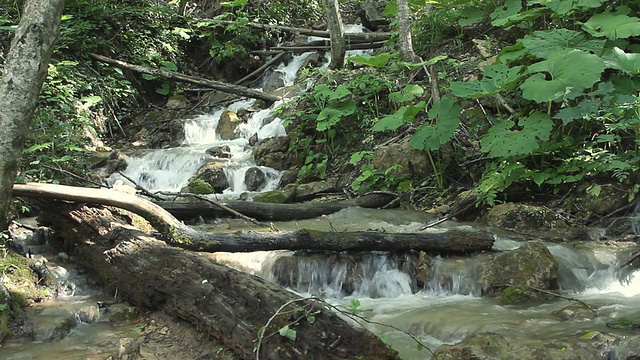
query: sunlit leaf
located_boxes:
[481,112,553,158]
[583,13,640,40]
[409,97,460,151]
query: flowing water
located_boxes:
[5,39,640,359]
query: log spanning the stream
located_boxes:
[12,183,494,254]
[39,203,401,360]
[88,53,281,104]
[154,192,398,221]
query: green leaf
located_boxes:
[603,47,640,75]
[349,151,373,164]
[490,0,522,27]
[316,100,356,131]
[521,29,606,59]
[583,13,640,40]
[372,101,426,132]
[156,82,171,95]
[521,50,606,103]
[481,112,553,158]
[389,84,424,103]
[459,7,484,26]
[450,64,524,98]
[398,55,448,71]
[278,325,297,341]
[23,142,53,153]
[409,97,461,151]
[142,74,157,80]
[160,61,178,72]
[348,52,395,68]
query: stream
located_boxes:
[3,36,640,359]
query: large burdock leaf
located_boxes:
[603,47,640,75]
[481,112,553,158]
[521,50,605,103]
[521,29,606,58]
[451,64,524,98]
[409,97,460,151]
[583,12,640,40]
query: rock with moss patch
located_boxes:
[487,203,567,231]
[480,240,559,304]
[187,179,214,195]
[253,186,297,203]
[217,110,243,140]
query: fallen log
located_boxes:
[13,183,494,254]
[88,53,281,104]
[39,203,400,360]
[154,192,397,221]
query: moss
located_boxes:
[188,179,213,195]
[499,286,529,304]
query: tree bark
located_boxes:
[154,192,397,221]
[88,53,281,104]
[0,0,65,230]
[13,183,494,254]
[397,0,421,63]
[40,203,401,360]
[323,0,346,69]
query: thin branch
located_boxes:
[42,164,104,188]
[117,171,163,200]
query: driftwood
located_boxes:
[88,53,281,104]
[155,192,397,221]
[13,183,494,254]
[39,203,400,360]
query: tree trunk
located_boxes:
[40,203,401,360]
[323,0,346,69]
[13,183,494,254]
[88,53,281,104]
[397,0,421,63]
[0,0,65,230]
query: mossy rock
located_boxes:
[188,178,214,195]
[254,187,296,203]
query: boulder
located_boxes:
[253,136,291,170]
[486,203,567,231]
[217,110,243,140]
[480,240,559,304]
[373,138,430,177]
[580,183,629,215]
[244,167,266,191]
[295,178,339,201]
[192,161,229,193]
[434,332,601,360]
[205,145,231,159]
[262,70,285,92]
[253,186,297,203]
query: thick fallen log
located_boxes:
[13,183,494,254]
[89,53,281,104]
[40,203,400,360]
[155,192,397,221]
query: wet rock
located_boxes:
[262,70,285,92]
[106,303,138,325]
[205,145,231,159]
[579,183,629,215]
[487,203,567,231]
[36,312,77,341]
[412,251,431,289]
[295,178,339,201]
[253,186,297,203]
[248,133,259,146]
[278,170,298,187]
[166,95,187,109]
[553,304,597,321]
[150,119,185,148]
[434,332,601,360]
[191,161,229,193]
[217,110,243,140]
[253,136,291,170]
[244,167,266,191]
[77,305,101,323]
[614,334,640,360]
[8,224,53,256]
[480,240,559,304]
[269,83,305,99]
[373,137,431,177]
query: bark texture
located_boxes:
[323,0,346,69]
[0,0,65,230]
[397,0,420,62]
[41,204,401,360]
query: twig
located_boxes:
[42,165,104,188]
[236,50,287,86]
[618,251,640,271]
[420,190,476,230]
[514,285,599,316]
[116,171,163,200]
